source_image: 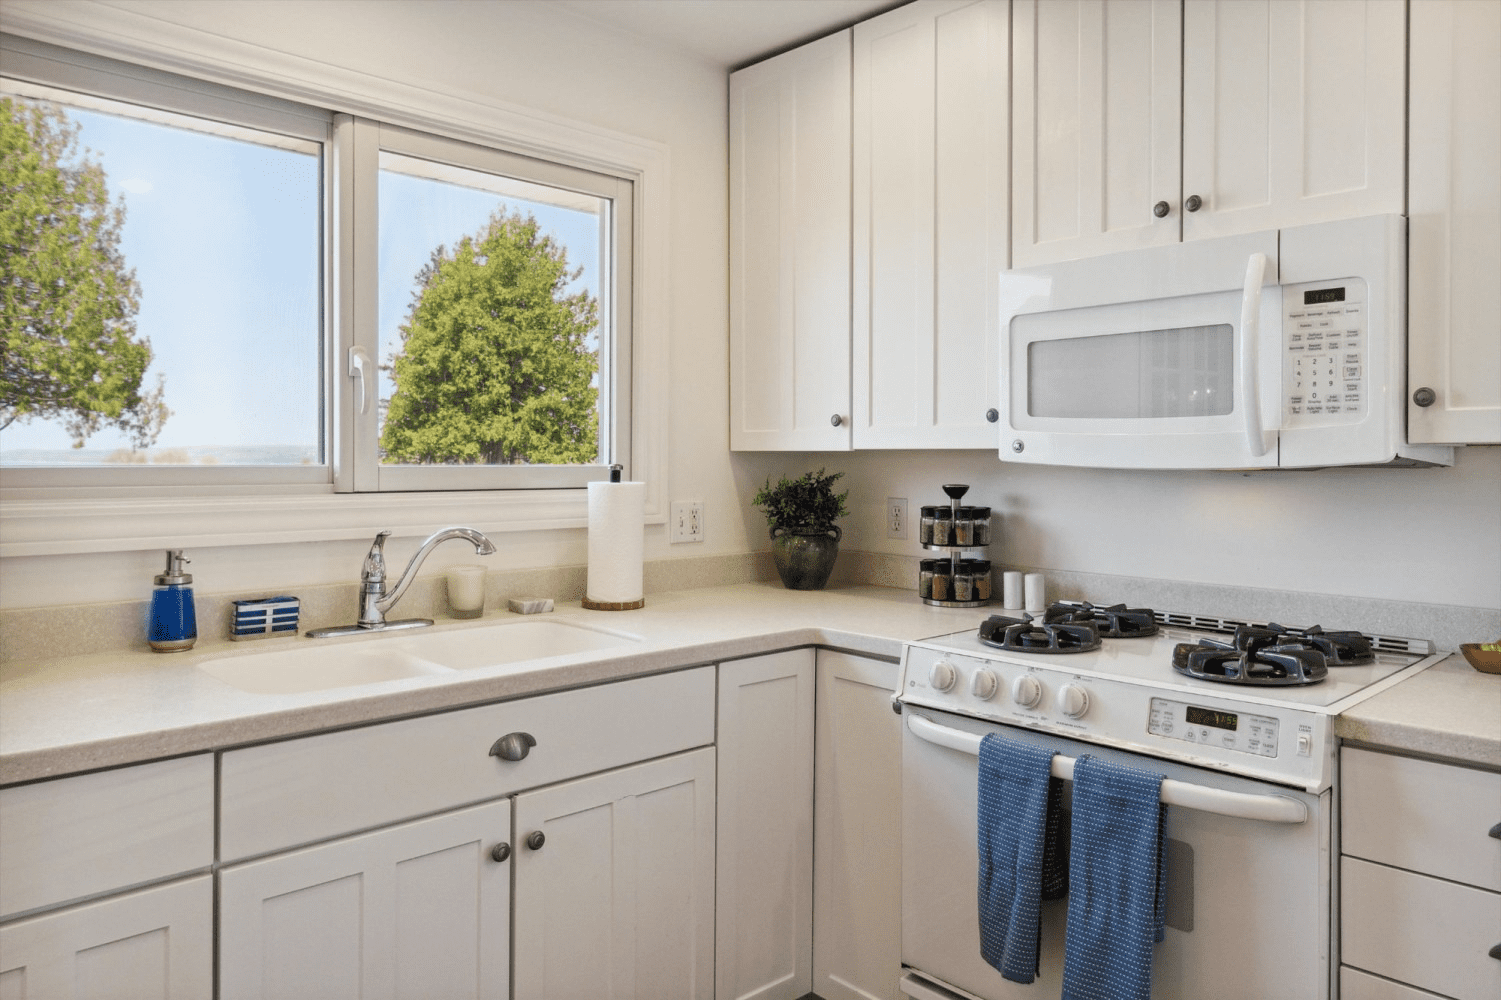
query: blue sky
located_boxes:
[2,99,600,464]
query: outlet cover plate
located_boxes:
[671,501,704,543]
[887,497,909,540]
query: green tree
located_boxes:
[381,207,599,465]
[1,97,168,448]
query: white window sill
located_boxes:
[0,488,664,557]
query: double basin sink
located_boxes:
[198,619,641,695]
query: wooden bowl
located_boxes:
[1459,643,1501,674]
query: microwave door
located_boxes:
[1002,287,1282,470]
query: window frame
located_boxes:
[0,19,669,556]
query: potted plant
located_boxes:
[751,468,850,590]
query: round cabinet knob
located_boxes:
[929,660,958,693]
[525,831,546,851]
[1184,194,1203,212]
[1012,674,1043,709]
[830,414,844,427]
[1153,200,1170,218]
[985,408,1000,423]
[1058,683,1090,719]
[970,668,999,701]
[1412,386,1437,407]
[490,842,512,863]
[489,732,537,761]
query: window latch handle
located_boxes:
[348,346,373,415]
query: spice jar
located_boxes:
[972,559,993,602]
[919,506,938,545]
[953,560,976,602]
[973,506,992,545]
[931,560,952,601]
[918,559,936,600]
[954,507,976,546]
[932,507,953,546]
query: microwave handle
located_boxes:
[1239,252,1272,458]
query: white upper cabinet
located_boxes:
[1013,0,1405,267]
[1012,0,1182,266]
[730,31,853,451]
[852,0,1009,449]
[1406,0,1501,445]
[1181,0,1405,240]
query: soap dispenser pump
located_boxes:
[149,549,198,652]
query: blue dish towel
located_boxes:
[1061,754,1168,1000]
[977,733,1066,983]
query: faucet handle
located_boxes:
[362,531,392,584]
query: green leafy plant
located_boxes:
[751,467,849,534]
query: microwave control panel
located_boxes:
[1283,277,1367,423]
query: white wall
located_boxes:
[0,0,783,608]
[807,444,1501,611]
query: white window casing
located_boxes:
[0,7,669,556]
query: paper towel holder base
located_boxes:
[583,597,645,611]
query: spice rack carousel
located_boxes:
[919,483,992,608]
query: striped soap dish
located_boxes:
[231,596,301,640]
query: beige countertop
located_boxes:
[5,582,1495,786]
[1335,652,1501,769]
[1,582,997,785]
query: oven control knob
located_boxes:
[1012,674,1043,709]
[970,668,999,701]
[1058,683,1090,719]
[929,660,958,692]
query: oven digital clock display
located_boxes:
[1185,706,1239,731]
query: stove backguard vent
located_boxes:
[1136,607,1434,655]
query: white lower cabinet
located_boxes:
[813,651,902,1000]
[0,876,212,1000]
[219,798,512,1000]
[714,649,902,1000]
[513,748,716,1000]
[716,649,817,1000]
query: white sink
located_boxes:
[198,644,450,695]
[389,619,641,671]
[198,618,640,693]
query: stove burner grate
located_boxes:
[979,613,1101,654]
[1172,638,1330,685]
[1044,601,1158,638]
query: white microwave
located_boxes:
[997,215,1452,470]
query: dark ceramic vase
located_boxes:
[770,526,841,590]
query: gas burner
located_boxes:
[1173,633,1330,686]
[1246,623,1374,665]
[1044,601,1158,638]
[979,613,1102,654]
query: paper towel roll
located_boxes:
[586,480,645,609]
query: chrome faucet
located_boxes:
[308,526,496,638]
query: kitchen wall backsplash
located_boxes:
[0,551,775,665]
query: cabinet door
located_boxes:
[813,652,902,1000]
[1012,0,1182,267]
[716,649,816,1000]
[730,31,852,451]
[1181,0,1405,241]
[511,748,715,1000]
[0,876,211,1000]
[1407,0,1501,445]
[219,799,512,1000]
[852,0,1007,449]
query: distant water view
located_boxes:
[0,445,318,467]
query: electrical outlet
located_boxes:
[671,501,705,543]
[887,497,909,540]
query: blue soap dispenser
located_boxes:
[149,549,198,652]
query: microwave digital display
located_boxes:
[1303,287,1346,305]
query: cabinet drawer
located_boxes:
[1342,747,1501,890]
[0,755,214,919]
[1341,856,1501,1000]
[221,666,714,860]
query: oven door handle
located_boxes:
[907,713,1308,825]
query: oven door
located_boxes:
[900,708,1330,1000]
